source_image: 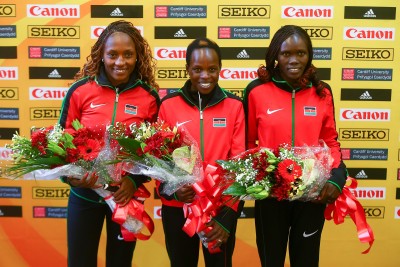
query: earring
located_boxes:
[274,60,278,68]
[101,58,104,62]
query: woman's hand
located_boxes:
[113,176,137,207]
[204,220,230,249]
[316,182,341,204]
[175,184,196,203]
[67,173,100,189]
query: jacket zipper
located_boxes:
[112,87,119,125]
[291,89,295,146]
[198,92,204,160]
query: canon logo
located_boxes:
[91,25,143,39]
[155,47,186,60]
[350,187,385,200]
[219,6,270,18]
[28,26,79,39]
[343,48,393,60]
[344,27,394,40]
[27,5,79,18]
[219,68,258,80]
[29,87,68,100]
[0,67,17,80]
[340,109,390,121]
[282,6,333,18]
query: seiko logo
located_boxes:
[29,87,68,100]
[282,6,333,18]
[340,109,390,121]
[0,87,18,100]
[157,68,188,80]
[27,4,80,18]
[302,26,333,40]
[30,108,61,120]
[350,187,385,200]
[339,128,389,141]
[218,5,270,18]
[33,187,69,198]
[0,4,16,17]
[343,48,394,61]
[363,206,384,218]
[0,67,18,80]
[344,27,395,40]
[28,25,80,39]
[154,47,187,60]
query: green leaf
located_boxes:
[223,182,247,196]
[71,119,84,130]
[116,138,142,154]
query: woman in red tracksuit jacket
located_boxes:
[157,38,245,267]
[58,21,160,267]
[243,25,347,267]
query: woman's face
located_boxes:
[277,34,309,86]
[102,32,137,87]
[186,48,221,95]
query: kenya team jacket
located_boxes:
[59,67,160,202]
[244,77,347,190]
[158,80,245,231]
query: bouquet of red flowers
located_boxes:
[3,120,154,241]
[112,120,203,196]
[217,141,333,201]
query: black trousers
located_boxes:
[161,205,238,267]
[67,190,136,267]
[255,198,326,267]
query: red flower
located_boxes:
[277,159,302,183]
[31,129,48,155]
[65,148,80,163]
[77,139,102,161]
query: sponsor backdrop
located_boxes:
[0,0,399,266]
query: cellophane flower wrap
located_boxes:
[2,120,153,240]
[113,120,203,196]
[217,140,333,201]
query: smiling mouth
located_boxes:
[199,83,211,88]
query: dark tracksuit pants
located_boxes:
[255,198,326,267]
[67,189,136,267]
[161,205,238,267]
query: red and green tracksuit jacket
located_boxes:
[59,67,160,202]
[243,77,347,191]
[157,80,245,232]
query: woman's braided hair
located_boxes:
[258,25,325,96]
[74,20,159,90]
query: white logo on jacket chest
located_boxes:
[267,108,283,115]
[90,102,106,108]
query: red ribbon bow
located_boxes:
[182,164,229,253]
[106,185,154,241]
[324,177,374,254]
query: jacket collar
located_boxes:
[272,73,312,93]
[95,66,139,91]
[179,80,227,109]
